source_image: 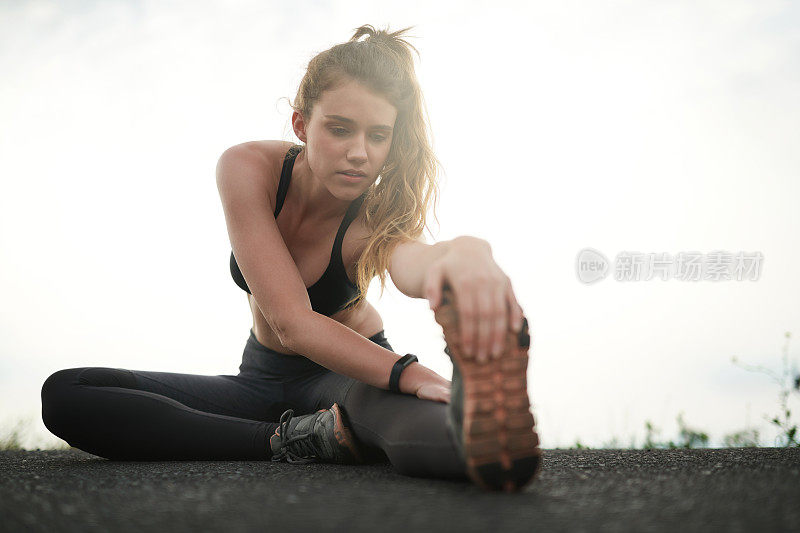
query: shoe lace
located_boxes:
[271,409,320,465]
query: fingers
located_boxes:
[505,277,524,333]
[437,384,450,404]
[490,284,507,359]
[415,384,451,404]
[430,248,524,363]
[457,286,479,361]
[451,276,513,363]
[476,287,493,363]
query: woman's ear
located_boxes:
[291,111,308,143]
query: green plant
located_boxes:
[0,418,27,451]
[721,428,760,447]
[0,417,71,451]
[643,420,661,449]
[640,413,709,449]
[674,412,709,448]
[732,331,800,447]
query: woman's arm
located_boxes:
[387,235,453,299]
[283,234,526,398]
[283,236,500,401]
[281,310,448,397]
[281,234,518,397]
[388,235,488,301]
[390,234,527,364]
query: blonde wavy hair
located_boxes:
[290,24,441,309]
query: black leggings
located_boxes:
[41,328,467,481]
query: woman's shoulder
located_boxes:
[222,140,296,171]
[219,140,297,203]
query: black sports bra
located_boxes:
[229,144,366,316]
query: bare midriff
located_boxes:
[248,292,385,355]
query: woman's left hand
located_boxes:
[415,380,451,404]
[423,236,525,363]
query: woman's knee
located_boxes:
[41,368,81,436]
[40,367,137,435]
[41,368,82,405]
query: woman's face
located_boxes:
[293,77,398,200]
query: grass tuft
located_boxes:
[0,416,71,451]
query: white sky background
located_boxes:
[1,0,799,449]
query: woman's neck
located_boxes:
[290,148,354,224]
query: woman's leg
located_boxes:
[343,380,468,481]
[282,330,468,481]
[41,366,282,460]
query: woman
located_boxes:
[41,25,541,492]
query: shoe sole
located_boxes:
[329,403,363,464]
[434,286,543,492]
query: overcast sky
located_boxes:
[1,0,799,449]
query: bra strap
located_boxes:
[330,191,368,265]
[274,145,302,218]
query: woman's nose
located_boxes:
[347,137,368,163]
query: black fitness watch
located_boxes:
[389,353,419,393]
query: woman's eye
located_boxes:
[329,127,386,142]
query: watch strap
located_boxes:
[389,353,419,393]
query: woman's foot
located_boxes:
[434,286,543,492]
[270,403,363,464]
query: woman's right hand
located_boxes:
[415,380,451,404]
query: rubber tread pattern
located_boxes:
[434,285,543,492]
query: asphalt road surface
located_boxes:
[2,447,798,532]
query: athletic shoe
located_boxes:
[270,403,362,464]
[434,285,543,492]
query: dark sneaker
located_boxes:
[270,403,362,464]
[435,285,543,492]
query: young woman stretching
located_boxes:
[41,25,541,492]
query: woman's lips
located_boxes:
[338,172,365,182]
